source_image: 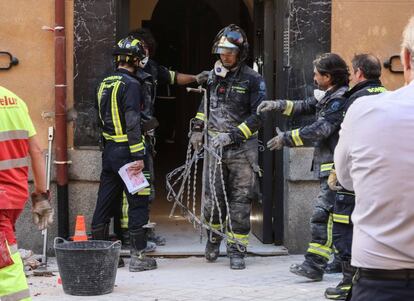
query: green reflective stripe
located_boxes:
[333,213,350,224]
[130,142,145,153]
[102,132,128,142]
[103,75,122,81]
[321,163,334,172]
[210,223,223,231]
[307,243,331,259]
[340,285,351,290]
[227,232,249,245]
[137,188,151,196]
[130,39,140,46]
[0,130,28,142]
[97,83,105,123]
[121,192,129,229]
[195,112,206,121]
[0,252,30,300]
[237,122,252,139]
[325,213,333,248]
[367,87,387,93]
[169,71,176,84]
[111,81,123,136]
[283,100,294,116]
[0,157,29,171]
[291,129,303,146]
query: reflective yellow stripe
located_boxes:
[210,223,223,231]
[131,39,140,46]
[237,122,252,139]
[307,243,332,259]
[169,71,176,84]
[111,81,123,135]
[195,112,206,121]
[137,188,151,196]
[325,213,333,248]
[102,132,128,142]
[0,157,29,171]
[97,82,105,124]
[321,163,334,172]
[227,232,249,246]
[121,192,129,229]
[0,130,28,142]
[130,142,145,153]
[333,213,350,224]
[367,87,387,93]
[283,100,294,116]
[291,129,303,146]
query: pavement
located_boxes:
[28,255,341,301]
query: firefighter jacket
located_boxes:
[281,86,348,178]
[136,68,154,117]
[195,63,266,144]
[96,68,145,160]
[343,79,386,113]
[0,86,36,209]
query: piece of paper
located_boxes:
[118,162,149,195]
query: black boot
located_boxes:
[290,259,324,281]
[92,224,124,267]
[120,228,130,248]
[227,243,246,270]
[325,261,355,300]
[325,256,342,274]
[205,231,222,262]
[147,228,166,246]
[129,228,157,272]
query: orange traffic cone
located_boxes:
[73,215,88,241]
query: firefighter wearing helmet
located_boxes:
[91,36,157,272]
[190,24,266,269]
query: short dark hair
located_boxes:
[313,53,350,87]
[128,28,157,57]
[351,54,382,80]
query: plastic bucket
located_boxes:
[54,237,121,296]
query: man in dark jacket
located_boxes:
[257,53,349,281]
[190,24,266,270]
[91,36,156,272]
[325,54,386,300]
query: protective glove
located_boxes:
[267,127,285,151]
[195,70,210,85]
[212,133,232,148]
[327,169,343,191]
[31,191,54,230]
[190,131,204,152]
[256,100,286,114]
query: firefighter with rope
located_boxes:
[190,24,266,270]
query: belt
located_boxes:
[359,268,414,280]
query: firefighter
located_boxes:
[257,53,349,280]
[190,24,266,270]
[116,28,209,248]
[324,54,386,300]
[91,36,156,272]
[0,85,53,300]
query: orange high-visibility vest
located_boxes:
[0,86,36,209]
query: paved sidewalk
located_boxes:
[29,255,341,301]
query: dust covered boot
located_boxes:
[129,228,157,272]
[205,231,222,262]
[290,259,324,281]
[325,261,355,300]
[227,243,246,270]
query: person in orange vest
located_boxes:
[0,85,54,301]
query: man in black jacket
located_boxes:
[325,54,386,300]
[91,36,156,272]
[257,53,350,281]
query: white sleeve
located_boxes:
[334,107,355,191]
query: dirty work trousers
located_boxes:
[203,138,259,247]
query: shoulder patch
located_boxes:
[330,101,341,111]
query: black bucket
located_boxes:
[54,237,121,296]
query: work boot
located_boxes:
[120,228,130,248]
[227,243,246,270]
[147,228,166,246]
[290,259,324,281]
[325,256,342,274]
[325,261,355,300]
[205,231,222,262]
[129,228,157,272]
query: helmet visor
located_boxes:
[222,29,244,45]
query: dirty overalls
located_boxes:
[281,86,348,272]
[195,63,266,256]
